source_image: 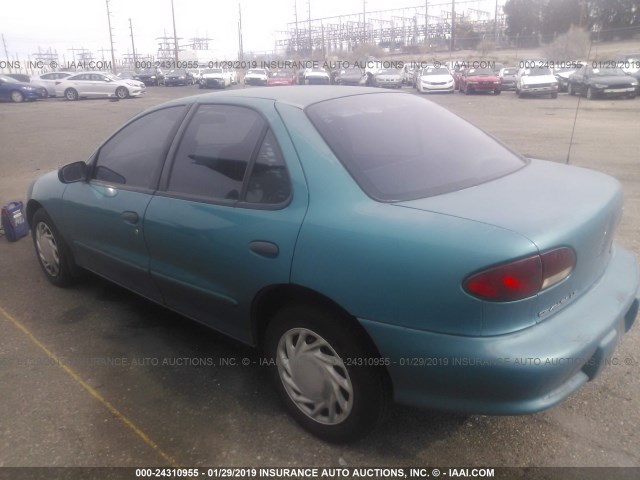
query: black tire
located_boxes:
[115,86,129,99]
[465,86,472,95]
[567,83,575,95]
[494,89,501,95]
[10,90,24,103]
[65,88,78,101]
[264,304,389,443]
[551,92,558,99]
[518,90,524,98]
[32,209,78,287]
[586,87,594,100]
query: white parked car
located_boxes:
[55,72,146,100]
[416,66,455,93]
[515,66,559,98]
[244,68,269,86]
[373,69,403,88]
[304,67,330,85]
[36,72,73,97]
[199,68,230,89]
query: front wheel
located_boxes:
[115,87,129,99]
[32,209,78,287]
[10,90,24,103]
[264,304,388,443]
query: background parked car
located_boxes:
[0,74,43,102]
[164,68,195,86]
[459,68,501,95]
[35,72,73,97]
[567,64,637,99]
[498,67,518,91]
[199,68,230,89]
[135,68,164,86]
[5,73,48,98]
[415,65,455,93]
[267,70,297,86]
[373,68,402,88]
[552,62,584,92]
[304,67,331,85]
[515,66,559,98]
[335,67,366,86]
[55,72,146,100]
[244,68,269,86]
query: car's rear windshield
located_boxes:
[306,93,526,202]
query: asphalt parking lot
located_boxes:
[0,84,639,471]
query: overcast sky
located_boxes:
[1,0,500,61]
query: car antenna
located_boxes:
[566,39,595,165]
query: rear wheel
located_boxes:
[65,88,78,101]
[264,304,389,443]
[32,209,78,287]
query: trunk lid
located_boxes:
[394,159,623,334]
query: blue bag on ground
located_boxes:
[1,201,29,242]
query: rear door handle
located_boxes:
[121,211,139,224]
[249,241,279,258]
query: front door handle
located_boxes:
[249,241,279,258]
[121,211,139,224]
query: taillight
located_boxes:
[463,247,576,302]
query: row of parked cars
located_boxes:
[0,71,146,102]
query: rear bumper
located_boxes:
[359,245,639,415]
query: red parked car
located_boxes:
[267,70,297,86]
[458,68,501,95]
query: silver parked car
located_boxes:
[55,72,146,100]
[373,69,403,88]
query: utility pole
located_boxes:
[238,3,244,60]
[129,18,138,70]
[105,0,117,73]
[1,34,12,73]
[450,0,455,52]
[308,0,312,54]
[171,0,179,63]
[363,0,366,44]
[424,0,428,45]
[494,0,499,42]
[294,1,299,53]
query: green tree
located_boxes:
[587,0,640,40]
[503,0,543,45]
[541,0,582,39]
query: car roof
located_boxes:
[160,86,400,109]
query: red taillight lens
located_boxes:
[463,247,576,302]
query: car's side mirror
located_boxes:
[58,161,87,183]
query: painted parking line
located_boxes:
[0,304,180,468]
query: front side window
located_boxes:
[93,106,185,189]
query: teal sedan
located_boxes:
[26,87,639,442]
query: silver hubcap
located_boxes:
[277,328,353,425]
[11,91,22,102]
[35,222,60,276]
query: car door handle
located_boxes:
[121,211,139,224]
[249,241,279,258]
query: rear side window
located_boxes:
[306,93,525,201]
[168,105,266,201]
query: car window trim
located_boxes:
[87,104,191,192]
[158,102,293,210]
